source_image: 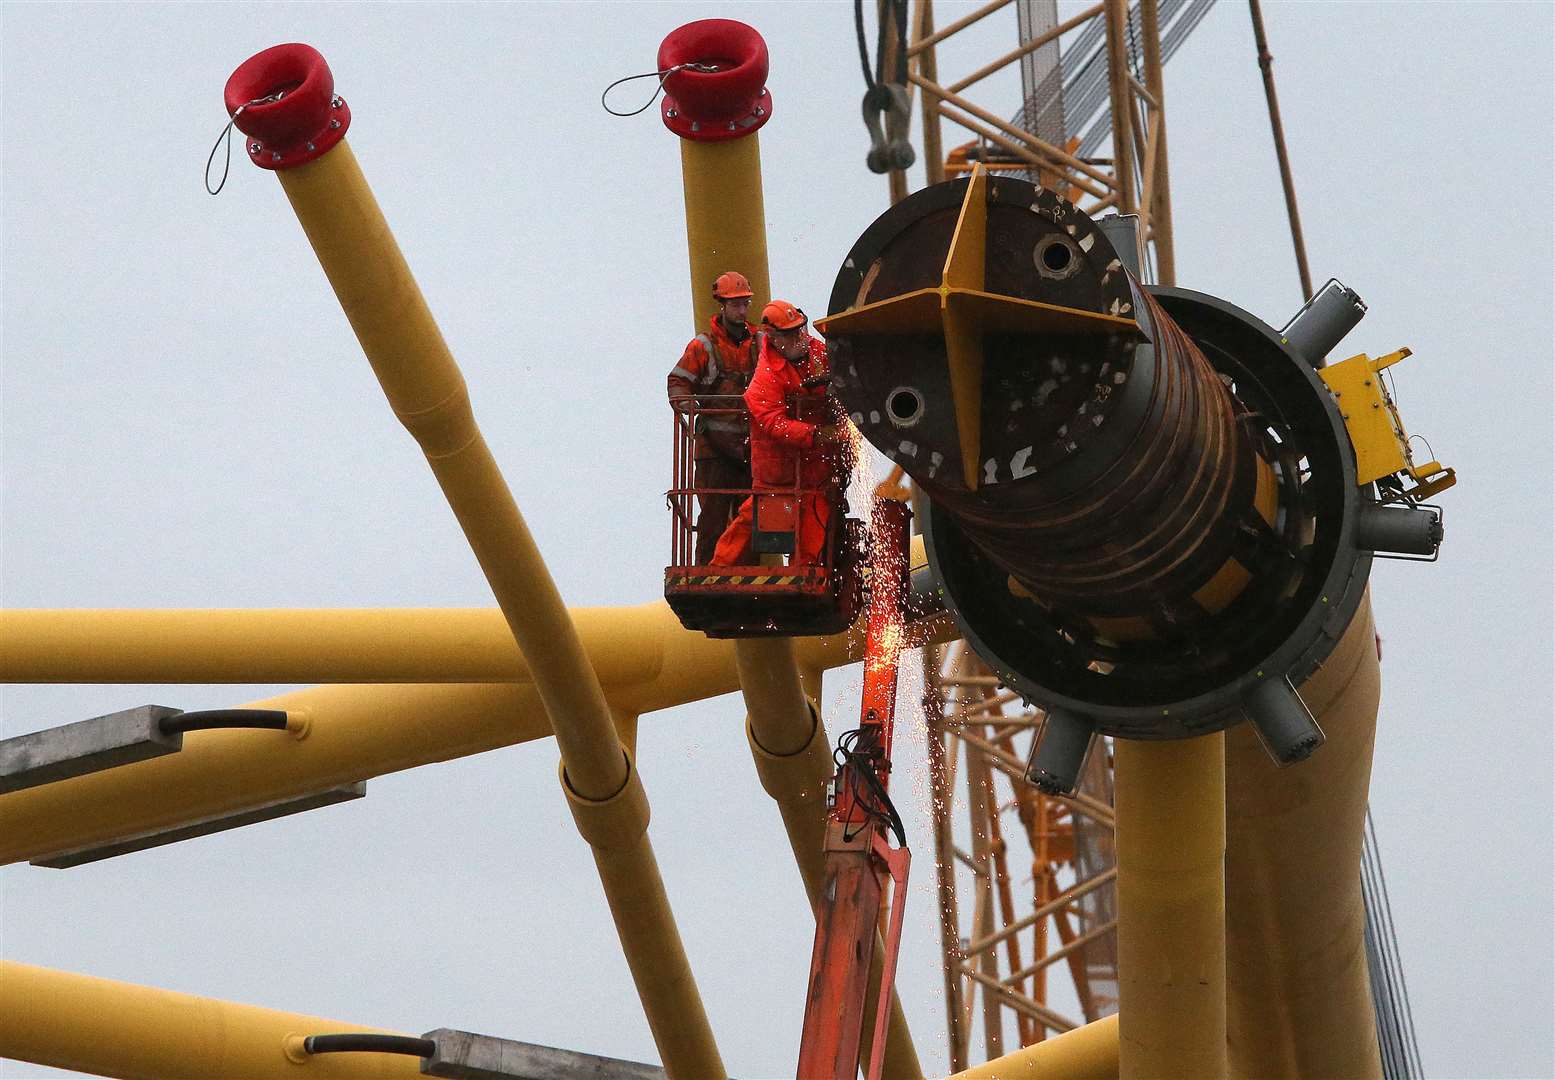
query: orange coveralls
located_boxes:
[712,333,844,566]
[668,315,760,563]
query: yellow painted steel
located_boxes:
[1225,593,1383,1080]
[0,680,534,866]
[1113,733,1227,1080]
[0,602,857,696]
[271,139,722,1078]
[0,604,672,686]
[560,755,714,1075]
[942,164,989,488]
[0,960,419,1080]
[680,136,771,324]
[274,144,623,798]
[0,544,952,869]
[1320,350,1414,484]
[948,1013,1119,1080]
[1319,348,1456,498]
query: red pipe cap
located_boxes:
[225,43,350,170]
[657,20,772,142]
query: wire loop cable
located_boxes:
[205,91,286,195]
[600,62,721,118]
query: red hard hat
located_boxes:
[712,271,754,300]
[761,299,807,331]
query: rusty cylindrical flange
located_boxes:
[826,176,1371,741]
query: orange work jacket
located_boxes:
[746,334,844,490]
[668,315,760,461]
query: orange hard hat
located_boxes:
[712,271,754,300]
[761,299,807,331]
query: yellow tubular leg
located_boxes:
[1114,733,1227,1079]
[0,960,418,1080]
[680,136,772,321]
[1225,594,1383,1080]
[271,139,721,1078]
[679,115,921,1077]
[948,1014,1120,1080]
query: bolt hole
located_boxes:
[1034,236,1081,280]
[886,386,925,428]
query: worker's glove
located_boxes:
[801,372,833,389]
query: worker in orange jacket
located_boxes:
[668,270,762,563]
[712,300,850,567]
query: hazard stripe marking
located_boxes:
[669,573,812,587]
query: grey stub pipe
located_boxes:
[1280,278,1367,367]
[1357,503,1444,558]
[1024,708,1098,795]
[1244,676,1325,765]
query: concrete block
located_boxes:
[0,705,182,795]
[420,1029,666,1080]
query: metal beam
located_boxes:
[0,705,180,794]
[421,1029,665,1079]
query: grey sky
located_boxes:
[2,3,1551,1079]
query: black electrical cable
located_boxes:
[833,727,908,848]
[158,709,289,735]
[303,1034,436,1058]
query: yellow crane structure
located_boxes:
[0,5,1469,1080]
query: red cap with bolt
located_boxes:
[657,20,772,143]
[225,43,351,170]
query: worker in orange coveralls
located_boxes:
[712,299,850,567]
[668,270,763,563]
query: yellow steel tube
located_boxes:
[0,587,953,869]
[1225,594,1382,1080]
[678,108,921,1078]
[274,143,622,795]
[948,1013,1119,1080]
[561,757,713,1075]
[0,680,546,867]
[0,605,668,686]
[0,538,935,688]
[270,140,721,1077]
[0,580,934,690]
[680,136,771,323]
[1113,733,1227,1079]
[0,960,418,1080]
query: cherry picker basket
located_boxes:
[665,394,863,638]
